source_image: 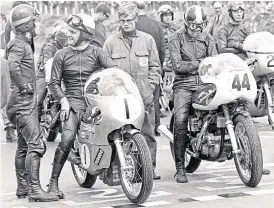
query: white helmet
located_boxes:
[66,13,95,36]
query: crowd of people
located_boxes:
[0,0,271,203]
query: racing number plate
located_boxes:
[229,72,251,92]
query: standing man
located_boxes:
[169,5,217,183]
[158,4,180,112]
[206,1,229,43]
[217,1,270,175]
[92,2,111,48]
[134,1,165,137]
[5,4,58,202]
[1,1,31,143]
[36,21,68,121]
[47,13,114,199]
[104,2,162,180]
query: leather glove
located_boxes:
[60,97,71,122]
[19,83,34,95]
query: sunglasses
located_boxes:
[187,22,207,31]
[66,15,92,35]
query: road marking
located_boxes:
[192,195,223,201]
[197,181,274,191]
[244,188,274,195]
[62,191,172,206]
[141,201,171,207]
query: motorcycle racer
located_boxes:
[47,13,114,199]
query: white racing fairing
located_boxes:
[243,31,274,77]
[193,53,257,111]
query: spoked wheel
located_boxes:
[119,133,153,204]
[233,114,263,187]
[71,136,97,188]
[169,114,201,173]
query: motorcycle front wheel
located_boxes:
[71,136,97,188]
[119,133,153,204]
[233,114,263,187]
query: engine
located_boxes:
[200,133,221,159]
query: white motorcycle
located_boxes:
[159,53,263,187]
[243,31,274,129]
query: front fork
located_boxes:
[261,76,274,129]
[222,105,240,154]
[113,131,131,173]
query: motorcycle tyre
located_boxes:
[169,114,201,173]
[268,84,274,126]
[119,133,153,204]
[233,114,263,187]
[42,128,58,142]
[71,162,97,188]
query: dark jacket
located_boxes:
[169,27,217,89]
[136,14,165,66]
[5,34,36,90]
[5,34,37,126]
[217,22,251,60]
[92,21,106,48]
[37,34,63,76]
[49,44,114,111]
[206,11,229,42]
[161,22,180,72]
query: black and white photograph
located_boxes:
[0,0,274,207]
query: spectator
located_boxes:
[134,1,165,138]
[104,2,162,180]
[92,2,111,48]
[206,1,229,42]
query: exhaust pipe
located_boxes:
[157,125,174,143]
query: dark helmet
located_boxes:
[10,4,39,31]
[158,5,174,21]
[227,1,245,21]
[184,5,207,31]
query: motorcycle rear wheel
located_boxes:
[169,115,201,173]
[119,133,153,204]
[42,128,58,142]
[233,114,263,187]
[71,136,97,188]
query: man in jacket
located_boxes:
[104,2,161,180]
[36,21,68,121]
[217,1,251,60]
[92,2,111,48]
[169,5,217,183]
[206,1,229,42]
[134,1,166,137]
[47,13,114,199]
[5,4,58,202]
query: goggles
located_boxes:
[66,15,92,35]
[230,4,245,11]
[186,21,207,31]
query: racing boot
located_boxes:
[15,168,29,198]
[26,152,59,202]
[175,168,188,183]
[47,146,69,199]
[5,126,17,142]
